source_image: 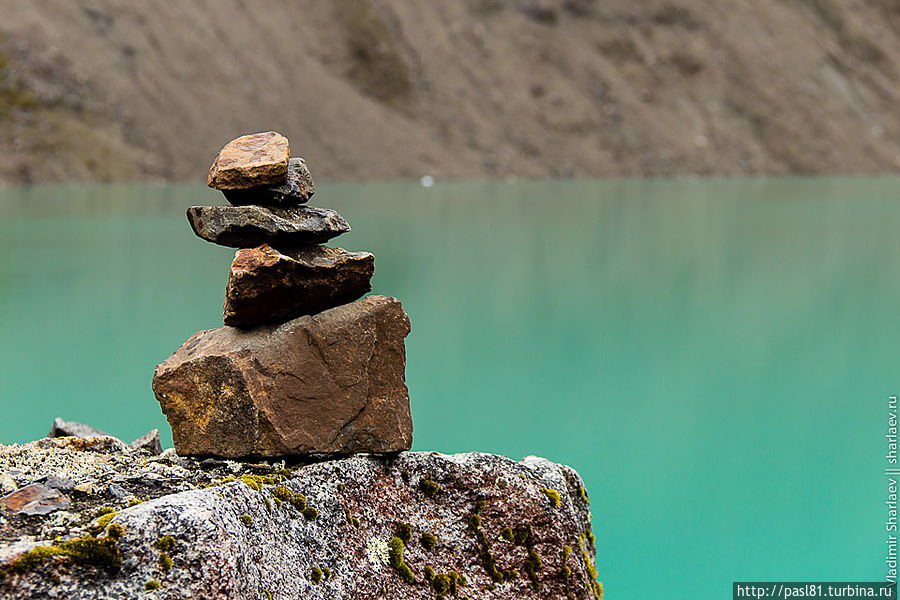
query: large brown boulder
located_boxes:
[223,244,374,328]
[186,205,350,248]
[207,131,290,190]
[224,157,315,207]
[151,295,412,458]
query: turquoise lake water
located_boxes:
[1,177,899,597]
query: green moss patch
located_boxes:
[107,524,125,540]
[387,537,415,584]
[420,532,437,550]
[343,508,360,528]
[541,488,561,508]
[158,552,173,572]
[240,474,275,491]
[272,486,307,513]
[418,478,440,496]
[523,549,542,590]
[154,536,175,553]
[579,534,603,599]
[8,534,123,575]
[87,511,118,535]
[467,513,501,582]
[396,522,412,544]
[514,525,532,546]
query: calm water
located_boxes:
[1,177,898,597]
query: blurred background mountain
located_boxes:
[0,0,898,185]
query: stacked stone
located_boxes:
[151,132,412,458]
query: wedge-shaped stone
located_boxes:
[186,205,349,248]
[207,131,290,190]
[152,295,412,457]
[223,157,315,207]
[224,244,374,327]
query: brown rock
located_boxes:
[207,131,290,190]
[186,205,350,248]
[152,295,412,458]
[224,244,374,328]
[223,157,315,207]
[0,484,71,516]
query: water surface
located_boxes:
[1,177,898,598]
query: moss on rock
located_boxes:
[420,532,437,550]
[387,537,415,584]
[87,511,117,535]
[395,522,412,544]
[541,488,561,508]
[418,478,439,496]
[154,536,175,553]
[8,534,123,576]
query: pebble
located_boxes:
[107,483,130,499]
[0,473,18,494]
[74,482,95,494]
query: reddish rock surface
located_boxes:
[207,131,290,190]
[152,295,412,458]
[223,244,374,328]
[0,484,71,516]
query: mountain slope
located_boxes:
[0,0,898,184]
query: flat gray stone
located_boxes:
[48,418,108,439]
[186,205,350,248]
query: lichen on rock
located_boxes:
[0,444,602,599]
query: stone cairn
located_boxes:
[151,131,412,458]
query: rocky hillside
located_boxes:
[0,0,898,185]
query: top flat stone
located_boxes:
[207,131,290,190]
[223,157,315,207]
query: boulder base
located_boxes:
[224,244,374,328]
[152,295,411,457]
[207,131,290,190]
[0,447,602,600]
